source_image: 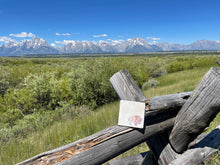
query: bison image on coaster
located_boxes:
[118,100,145,129]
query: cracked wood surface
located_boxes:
[105,125,220,165]
[170,67,220,153]
[170,124,220,165]
[17,118,175,165]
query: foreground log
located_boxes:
[17,118,175,165]
[16,80,191,164]
[170,124,220,165]
[107,125,220,165]
[170,67,220,153]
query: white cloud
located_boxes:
[93,34,108,38]
[9,32,34,38]
[149,41,158,45]
[51,43,56,47]
[56,32,71,36]
[55,40,76,45]
[108,39,124,45]
[0,36,16,43]
[147,37,160,41]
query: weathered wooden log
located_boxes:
[145,91,192,116]
[107,151,155,165]
[170,124,220,165]
[107,125,220,165]
[109,69,146,102]
[110,70,179,165]
[17,118,175,165]
[169,67,220,153]
[107,134,178,165]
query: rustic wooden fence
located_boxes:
[17,67,220,165]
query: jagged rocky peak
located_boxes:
[23,36,48,48]
[0,36,58,56]
[4,40,19,48]
[126,37,148,45]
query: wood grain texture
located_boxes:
[170,124,220,165]
[110,69,146,102]
[16,116,175,165]
[58,118,174,165]
[107,125,220,165]
[170,67,220,153]
[145,92,192,115]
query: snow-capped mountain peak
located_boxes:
[1,37,220,56]
[0,36,58,56]
[20,36,48,49]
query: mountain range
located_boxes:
[1,36,220,56]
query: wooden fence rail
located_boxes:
[107,124,220,165]
[17,68,220,165]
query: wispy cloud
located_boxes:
[0,36,16,43]
[93,34,108,38]
[147,37,160,41]
[149,41,158,45]
[107,39,124,44]
[9,32,34,38]
[56,32,72,36]
[55,40,75,45]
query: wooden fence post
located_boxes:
[169,67,220,153]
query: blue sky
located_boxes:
[0,0,220,46]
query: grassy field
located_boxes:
[0,63,219,164]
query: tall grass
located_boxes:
[0,65,219,164]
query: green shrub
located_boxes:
[1,109,23,127]
[167,56,217,73]
[0,68,10,96]
[142,78,160,90]
[0,88,36,115]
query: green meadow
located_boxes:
[0,54,219,164]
